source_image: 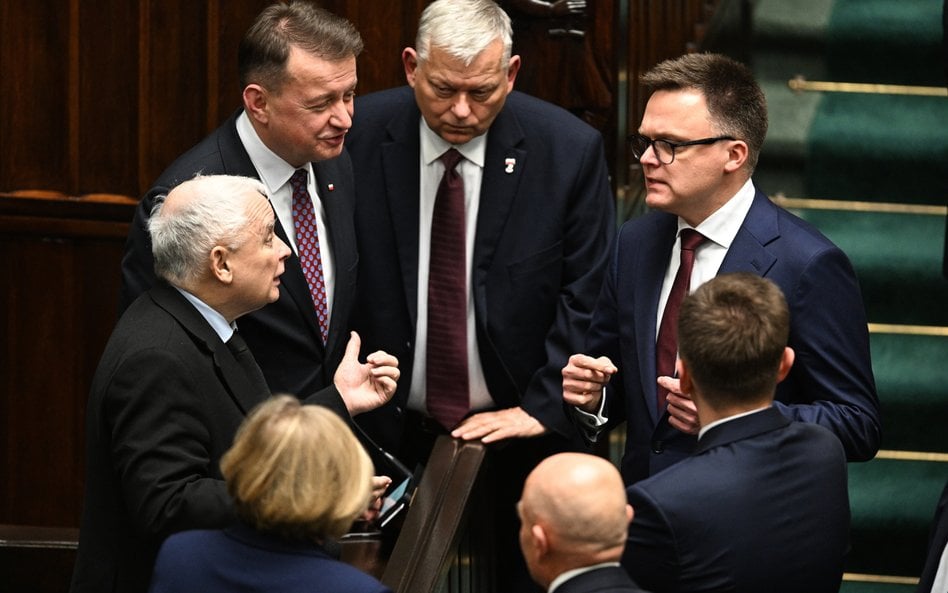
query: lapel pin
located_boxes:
[327,183,335,192]
[504,158,516,174]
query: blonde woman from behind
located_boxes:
[148,395,391,593]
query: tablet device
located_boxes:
[354,426,417,529]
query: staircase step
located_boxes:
[869,332,948,453]
[780,206,948,326]
[839,580,918,593]
[806,92,948,205]
[758,89,948,206]
[846,458,946,576]
[753,0,944,86]
[824,0,944,86]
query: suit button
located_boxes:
[394,406,404,418]
[652,440,665,454]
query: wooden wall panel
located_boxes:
[0,1,71,193]
[77,0,138,195]
[326,0,427,94]
[137,1,210,198]
[0,194,134,526]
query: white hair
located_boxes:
[415,0,512,66]
[149,175,268,286]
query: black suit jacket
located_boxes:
[555,565,651,593]
[70,284,346,593]
[584,190,880,483]
[346,87,615,452]
[119,110,358,399]
[622,407,850,593]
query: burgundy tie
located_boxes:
[289,169,330,343]
[655,229,706,413]
[426,149,470,430]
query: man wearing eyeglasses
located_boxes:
[562,52,881,486]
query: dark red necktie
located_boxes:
[289,169,330,343]
[655,229,706,413]
[426,149,470,430]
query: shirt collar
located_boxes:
[236,111,311,194]
[548,562,622,593]
[679,177,756,248]
[698,405,771,440]
[419,119,487,168]
[173,286,236,343]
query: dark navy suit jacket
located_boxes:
[555,565,651,593]
[585,190,880,483]
[148,523,391,593]
[119,110,358,400]
[346,87,615,453]
[622,408,850,593]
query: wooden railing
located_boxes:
[0,436,488,593]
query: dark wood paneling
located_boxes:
[138,1,210,198]
[0,1,71,193]
[0,193,134,527]
[77,0,138,195]
[326,0,427,94]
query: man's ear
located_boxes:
[242,84,269,124]
[402,48,419,87]
[677,358,694,395]
[211,246,233,284]
[776,347,795,383]
[506,54,521,90]
[531,524,550,557]
[722,139,749,173]
[626,503,634,526]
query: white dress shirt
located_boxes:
[577,178,758,432]
[407,120,493,415]
[174,287,235,343]
[235,111,334,318]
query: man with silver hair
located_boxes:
[72,175,399,593]
[346,0,614,586]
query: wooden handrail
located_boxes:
[382,436,489,593]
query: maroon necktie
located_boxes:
[655,229,706,413]
[426,149,470,430]
[289,169,330,343]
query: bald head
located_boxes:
[518,453,632,587]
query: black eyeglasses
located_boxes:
[629,133,736,164]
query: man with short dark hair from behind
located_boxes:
[621,273,850,593]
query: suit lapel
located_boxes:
[151,283,264,414]
[719,190,779,276]
[636,215,679,426]
[381,111,424,327]
[313,157,357,357]
[471,108,526,326]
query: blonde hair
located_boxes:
[221,395,373,541]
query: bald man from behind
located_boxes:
[517,453,650,593]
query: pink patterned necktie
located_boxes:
[425,149,470,430]
[289,169,329,343]
[655,228,706,413]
